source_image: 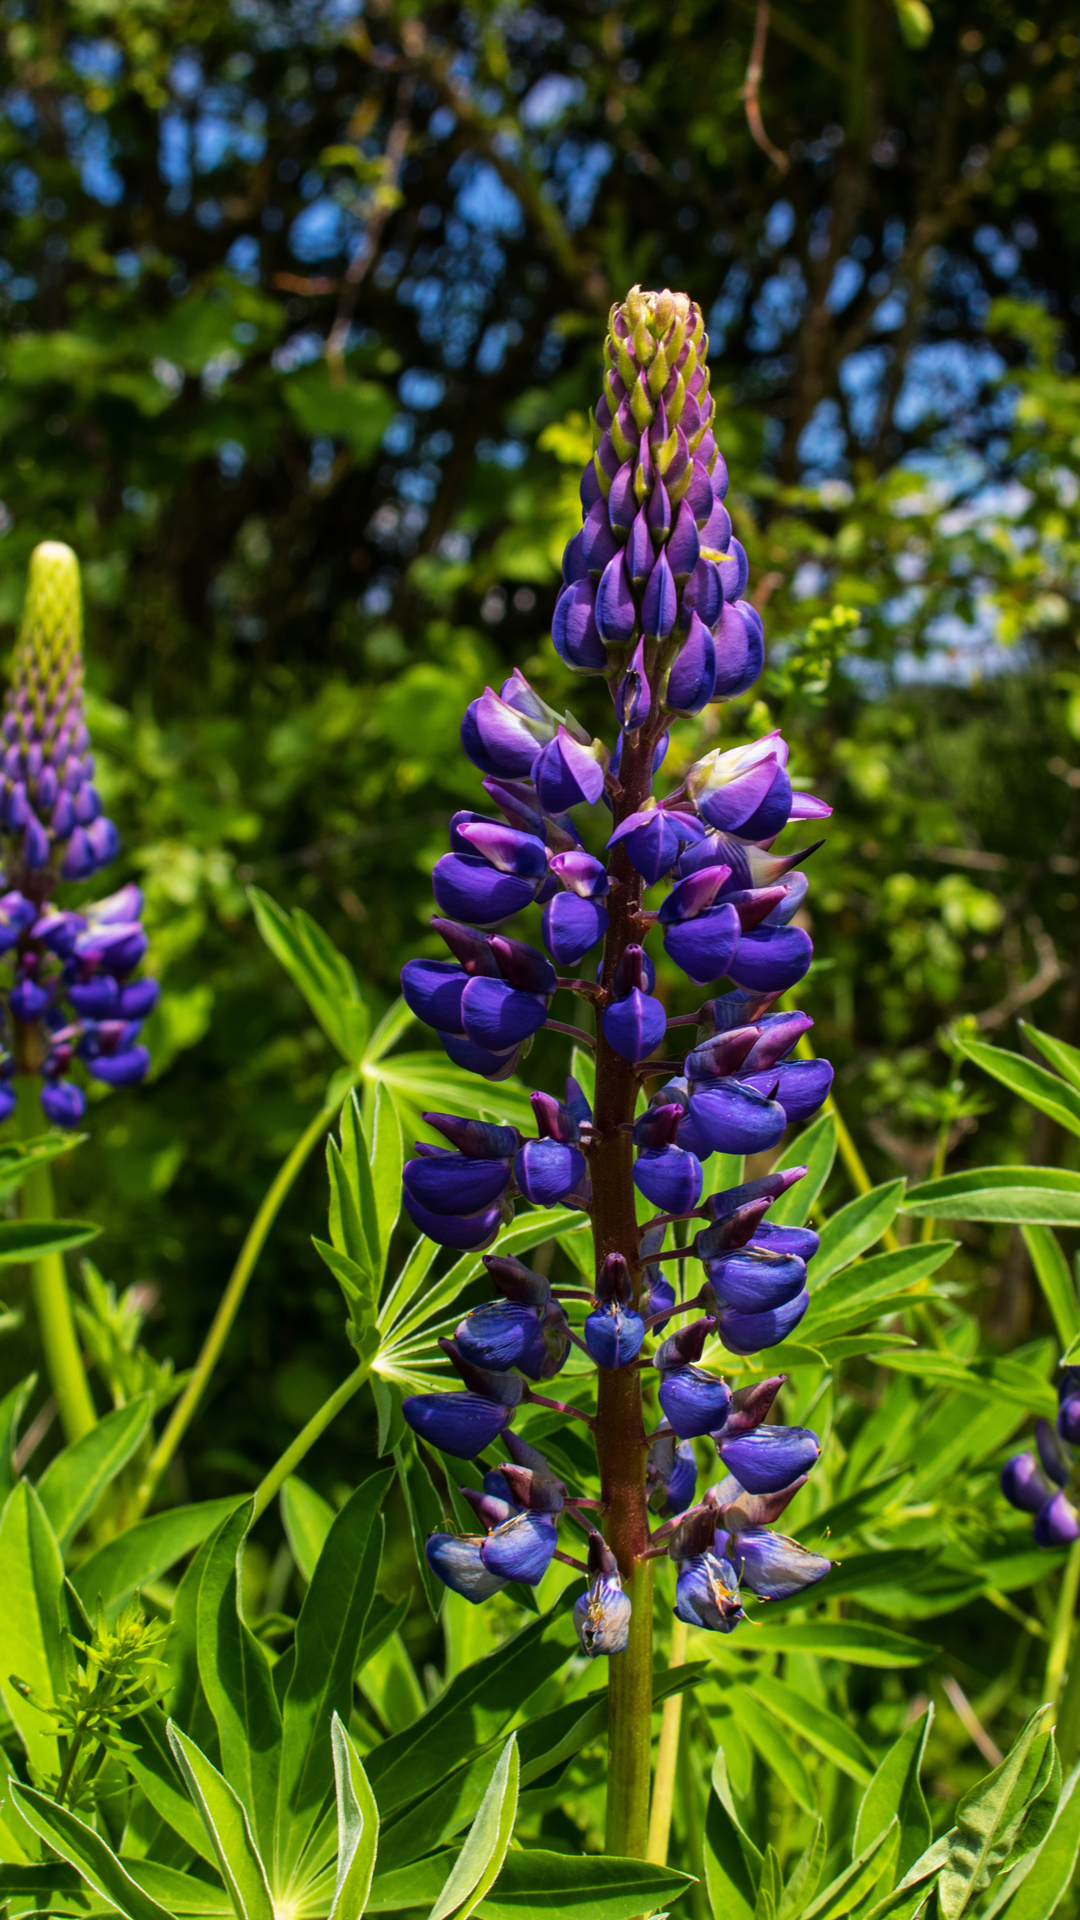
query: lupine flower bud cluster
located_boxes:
[0,545,157,1125]
[398,287,835,1653]
[1001,1369,1080,1547]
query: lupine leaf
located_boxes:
[387,1209,588,1344]
[276,1471,391,1883]
[368,1850,694,1920]
[703,1747,761,1920]
[981,1759,1080,1918]
[776,1820,826,1920]
[280,1475,336,1584]
[73,1496,248,1620]
[727,1685,814,1812]
[936,1706,1054,1918]
[374,1055,535,1131]
[124,1705,219,1863]
[0,1480,66,1777]
[1019,1224,1080,1345]
[8,1781,172,1920]
[167,1722,275,1920]
[326,1138,374,1279]
[0,1132,87,1201]
[806,1242,955,1319]
[196,1503,282,1861]
[36,1395,152,1549]
[811,1181,905,1285]
[747,1620,938,1666]
[767,1113,837,1227]
[369,1082,404,1278]
[815,1549,934,1602]
[802,1467,913,1544]
[863,1836,951,1919]
[855,1706,933,1880]
[429,1735,519,1920]
[364,995,417,1068]
[249,888,369,1064]
[902,1166,1080,1223]
[393,1434,448,1617]
[124,1862,232,1915]
[875,1350,1058,1416]
[1019,1021,1080,1095]
[958,1039,1080,1138]
[752,1847,780,1920]
[328,1712,380,1920]
[747,1675,874,1784]
[365,1599,577,1819]
[0,1371,35,1507]
[0,1218,99,1262]
[802,1820,899,1920]
[341,1093,382,1278]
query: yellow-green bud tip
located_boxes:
[16,541,84,689]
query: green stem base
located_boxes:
[17,1077,96,1443]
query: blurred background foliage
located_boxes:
[1,0,1080,1624]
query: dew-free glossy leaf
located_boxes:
[805,1242,955,1326]
[703,1748,761,1920]
[811,1181,905,1285]
[1019,1224,1080,1346]
[937,1707,1054,1919]
[394,1434,450,1616]
[0,1218,99,1262]
[374,1056,535,1131]
[37,1395,152,1548]
[0,1480,65,1776]
[276,1470,391,1883]
[167,1722,275,1920]
[196,1503,282,1861]
[0,1371,35,1507]
[73,1496,247,1619]
[1020,1022,1080,1094]
[747,1620,938,1667]
[388,1209,588,1344]
[802,1821,899,1920]
[369,1082,403,1279]
[249,889,369,1065]
[280,1475,335,1584]
[328,1712,380,1920]
[902,1167,1080,1223]
[477,1850,695,1920]
[9,1781,172,1920]
[748,1675,874,1784]
[959,1040,1080,1137]
[875,1350,1057,1416]
[855,1706,933,1880]
[727,1685,814,1812]
[767,1112,837,1228]
[982,1758,1080,1918]
[429,1735,519,1920]
[124,1705,218,1863]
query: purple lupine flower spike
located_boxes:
[401,286,835,1643]
[1,546,157,1126]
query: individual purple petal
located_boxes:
[712,600,762,701]
[401,1191,504,1250]
[608,461,638,535]
[40,1080,85,1127]
[553,578,608,673]
[1037,1417,1072,1486]
[616,638,652,730]
[426,1532,508,1602]
[514,1138,587,1206]
[460,975,549,1050]
[86,817,120,865]
[401,958,468,1033]
[60,828,97,880]
[662,904,741,986]
[601,988,667,1063]
[403,1390,511,1458]
[685,1080,788,1156]
[425,1113,520,1158]
[581,496,620,576]
[664,614,716,715]
[716,1289,810,1355]
[719,536,749,602]
[481,1511,558,1584]
[455,821,549,878]
[699,496,732,557]
[542,892,608,965]
[731,1528,831,1601]
[534,728,606,811]
[674,1551,745,1632]
[682,557,722,630]
[456,1301,548,1373]
[10,976,50,1021]
[1060,1398,1080,1446]
[438,1030,521,1081]
[432,855,540,929]
[595,550,637,644]
[739,1058,833,1124]
[1035,1491,1080,1548]
[751,1222,820,1263]
[67,977,120,1018]
[659,1366,733,1439]
[627,506,653,585]
[87,1046,151,1087]
[788,790,834,821]
[703,1248,807,1313]
[737,766,793,841]
[633,1145,703,1213]
[686,736,785,834]
[584,1302,646,1368]
[667,499,701,581]
[719,1424,820,1492]
[1001,1453,1054,1515]
[403,1152,512,1217]
[461,686,545,778]
[659,866,734,924]
[728,925,813,993]
[548,850,609,899]
[641,551,677,639]
[562,529,589,583]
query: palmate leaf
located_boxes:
[375,1054,536,1132]
[0,1481,66,1779]
[72,1496,248,1621]
[854,1706,933,1882]
[959,1037,1080,1138]
[379,1208,588,1351]
[249,888,369,1065]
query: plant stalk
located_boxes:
[16,1077,96,1443]
[590,721,658,1857]
[1047,1536,1080,1705]
[135,1078,357,1514]
[251,1361,369,1520]
[646,1615,689,1864]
